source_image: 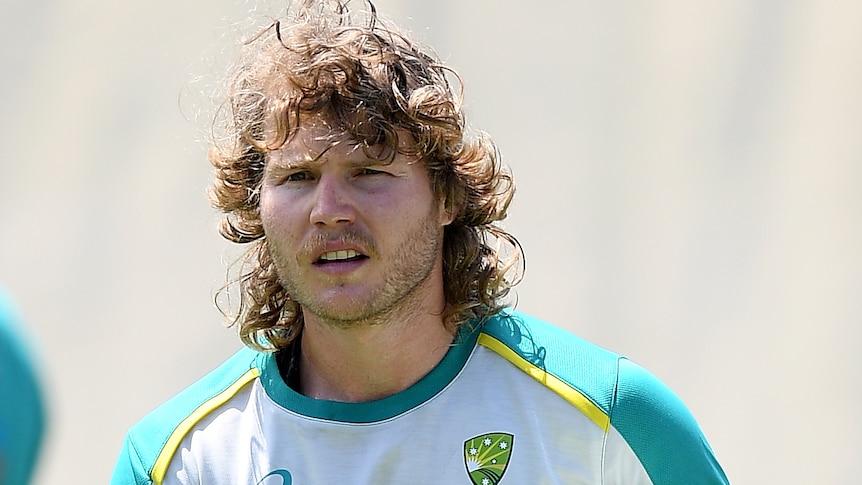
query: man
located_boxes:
[112,1,728,483]
[0,287,46,485]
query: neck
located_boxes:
[296,304,454,403]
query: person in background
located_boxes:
[111,1,728,483]
[0,286,46,485]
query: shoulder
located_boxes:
[609,357,728,484]
[478,310,621,426]
[112,347,265,485]
[128,347,262,438]
[478,311,728,484]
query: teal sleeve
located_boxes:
[610,357,729,485]
[110,434,154,485]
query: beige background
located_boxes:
[2,0,860,483]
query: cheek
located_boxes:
[259,190,297,239]
[366,190,423,225]
[259,192,277,231]
[377,196,441,234]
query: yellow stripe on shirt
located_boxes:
[151,367,261,484]
[477,333,610,431]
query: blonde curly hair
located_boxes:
[208,0,522,351]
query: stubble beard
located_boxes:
[268,214,444,328]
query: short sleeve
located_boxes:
[608,357,729,485]
[110,434,154,485]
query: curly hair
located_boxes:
[208,0,522,351]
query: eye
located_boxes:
[284,171,314,182]
[358,167,387,176]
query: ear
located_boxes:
[437,194,458,227]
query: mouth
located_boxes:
[316,249,368,264]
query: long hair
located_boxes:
[208,0,522,351]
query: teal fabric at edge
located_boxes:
[0,287,46,485]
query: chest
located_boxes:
[169,353,610,485]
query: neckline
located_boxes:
[257,323,481,423]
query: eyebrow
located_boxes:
[276,144,336,170]
[272,142,400,170]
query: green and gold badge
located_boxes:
[463,433,514,485]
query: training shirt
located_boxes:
[111,311,728,485]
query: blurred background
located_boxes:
[1,0,860,483]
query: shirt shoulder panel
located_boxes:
[480,311,728,485]
[115,347,262,485]
[479,311,622,429]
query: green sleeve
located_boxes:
[610,357,729,485]
[110,434,155,485]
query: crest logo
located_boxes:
[463,432,514,485]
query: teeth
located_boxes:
[320,249,359,261]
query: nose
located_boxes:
[309,176,356,226]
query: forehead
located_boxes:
[271,117,350,165]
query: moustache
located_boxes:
[300,228,379,259]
